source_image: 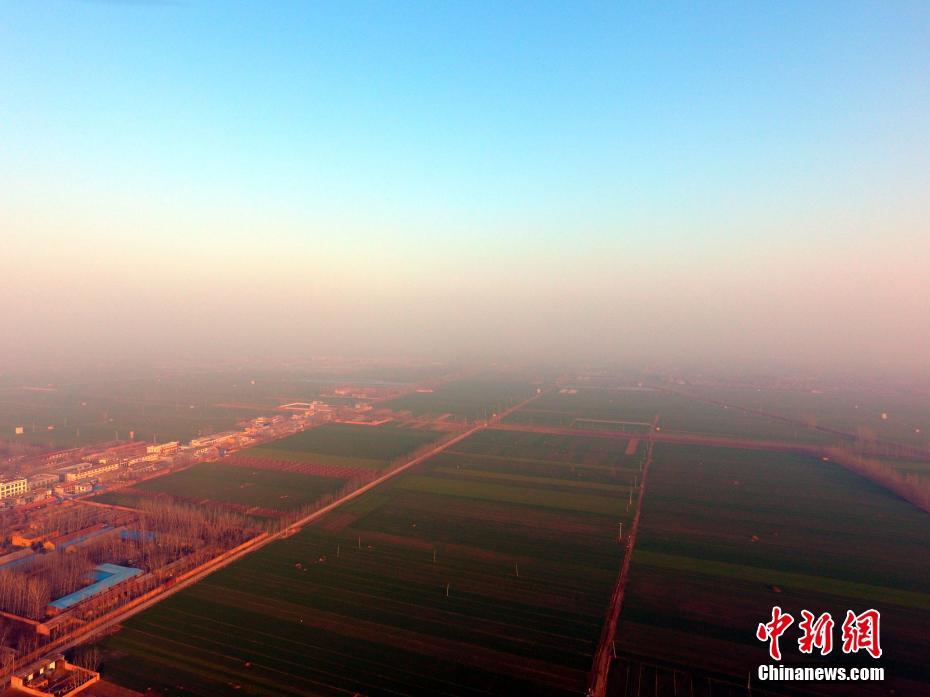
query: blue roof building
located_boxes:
[48,563,143,612]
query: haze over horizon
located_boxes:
[3,2,929,374]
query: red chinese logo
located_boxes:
[798,610,834,655]
[841,609,882,659]
[757,607,881,661]
[756,606,794,660]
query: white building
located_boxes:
[147,441,180,456]
[59,461,120,482]
[27,473,60,489]
[0,478,28,500]
[189,432,239,448]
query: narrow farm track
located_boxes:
[586,418,657,697]
[39,389,549,665]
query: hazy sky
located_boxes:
[2,2,929,372]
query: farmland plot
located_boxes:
[383,378,537,421]
[94,426,640,696]
[505,388,838,445]
[610,444,930,697]
[95,424,440,518]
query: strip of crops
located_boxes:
[224,454,380,481]
[245,446,386,469]
[397,475,628,516]
[612,442,930,695]
[134,461,347,511]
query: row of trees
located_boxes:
[0,498,260,620]
[0,534,137,619]
[826,446,930,513]
[35,504,116,537]
[0,570,51,620]
[0,502,122,551]
[135,498,257,561]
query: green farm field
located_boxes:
[429,466,636,493]
[505,388,840,446]
[94,425,642,696]
[264,423,440,465]
[453,428,644,468]
[242,447,385,469]
[128,462,346,512]
[690,385,930,450]
[610,443,930,696]
[84,385,930,697]
[397,475,630,516]
[382,378,537,420]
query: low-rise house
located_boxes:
[10,530,49,548]
[46,563,143,615]
[58,462,120,482]
[27,473,60,490]
[8,654,99,697]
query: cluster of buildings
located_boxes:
[0,404,339,511]
[0,441,183,508]
[282,399,399,426]
[322,384,400,400]
[6,521,121,554]
[0,398,411,694]
[0,442,166,507]
[5,653,99,697]
[0,394,404,514]
[0,478,28,501]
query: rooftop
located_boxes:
[48,564,143,612]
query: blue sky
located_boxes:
[2,2,929,368]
